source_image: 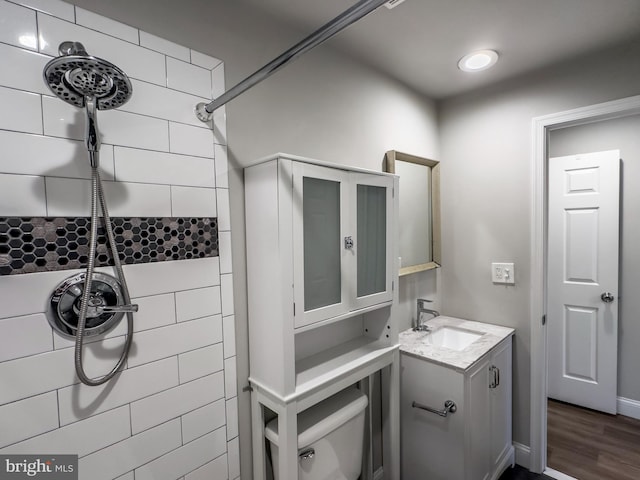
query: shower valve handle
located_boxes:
[97,304,139,314]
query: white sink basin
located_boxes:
[425,326,483,351]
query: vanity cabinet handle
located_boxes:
[412,400,457,417]
[489,365,501,389]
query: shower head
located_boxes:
[43,41,132,110]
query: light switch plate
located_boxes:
[492,262,515,284]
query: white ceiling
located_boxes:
[235,0,640,99]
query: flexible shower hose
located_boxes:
[74,160,134,386]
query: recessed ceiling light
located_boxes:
[458,50,499,72]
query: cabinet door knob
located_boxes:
[344,236,354,249]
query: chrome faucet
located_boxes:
[414,298,439,332]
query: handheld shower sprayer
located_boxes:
[44,42,136,386]
[85,96,100,168]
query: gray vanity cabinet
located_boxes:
[400,336,513,480]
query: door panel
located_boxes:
[564,208,599,283]
[302,176,342,311]
[547,150,620,414]
[292,163,350,328]
[351,173,394,310]
[563,305,597,382]
[356,183,387,297]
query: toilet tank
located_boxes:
[265,387,368,480]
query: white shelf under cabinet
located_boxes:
[295,338,398,410]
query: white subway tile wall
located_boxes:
[0,313,53,362]
[74,7,138,44]
[181,399,226,444]
[0,1,37,50]
[223,316,237,359]
[0,43,50,94]
[175,286,222,322]
[214,143,229,188]
[9,0,74,21]
[0,173,47,216]
[171,185,218,217]
[185,454,228,480]
[0,1,236,478]
[0,130,116,179]
[0,86,42,134]
[178,343,224,384]
[191,50,222,71]
[219,231,233,274]
[1,406,131,457]
[166,57,212,98]
[211,63,226,99]
[114,146,215,188]
[139,31,190,62]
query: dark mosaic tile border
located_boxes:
[0,217,218,276]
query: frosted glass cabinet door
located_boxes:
[292,162,350,328]
[352,174,394,310]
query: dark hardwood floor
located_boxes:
[547,399,640,480]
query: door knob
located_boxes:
[601,292,615,303]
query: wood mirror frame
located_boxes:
[384,150,441,276]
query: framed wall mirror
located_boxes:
[384,150,441,276]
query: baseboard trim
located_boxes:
[491,445,515,480]
[617,396,640,420]
[544,467,578,480]
[373,466,384,480]
[513,442,530,470]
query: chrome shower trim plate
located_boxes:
[48,271,125,339]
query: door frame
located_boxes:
[529,94,640,473]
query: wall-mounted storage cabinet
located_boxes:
[292,162,395,329]
[245,153,400,480]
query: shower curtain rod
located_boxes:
[195,0,389,122]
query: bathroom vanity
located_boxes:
[244,153,400,480]
[399,317,514,480]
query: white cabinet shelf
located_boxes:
[245,153,400,480]
[295,338,397,405]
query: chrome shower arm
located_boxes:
[195,0,389,122]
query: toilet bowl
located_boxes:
[265,387,368,480]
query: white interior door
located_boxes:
[547,150,620,414]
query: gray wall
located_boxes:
[550,115,640,403]
[68,1,441,477]
[438,39,640,447]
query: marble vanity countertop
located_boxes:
[399,316,514,372]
